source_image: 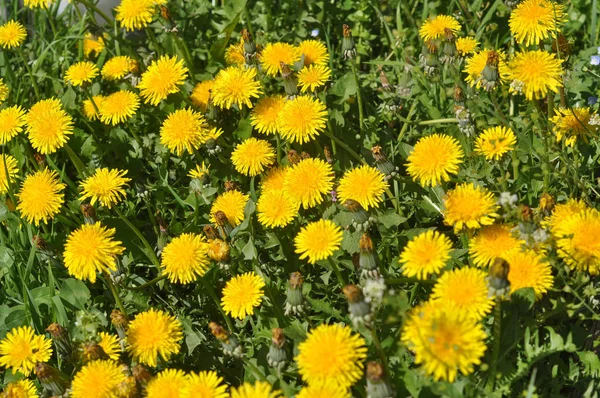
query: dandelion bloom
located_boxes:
[260,42,301,76]
[231,138,276,176]
[83,95,105,121]
[160,108,207,155]
[257,190,299,228]
[25,98,73,154]
[161,233,210,284]
[0,20,26,49]
[71,360,126,398]
[115,0,164,31]
[505,249,554,297]
[298,64,331,92]
[0,154,18,194]
[554,209,600,275]
[98,90,140,125]
[401,301,487,382]
[469,224,523,267]
[337,165,388,210]
[225,41,245,66]
[475,126,517,160]
[443,183,499,233]
[297,39,330,66]
[0,326,52,376]
[79,168,131,208]
[230,381,282,398]
[277,95,327,144]
[431,267,494,320]
[399,230,453,279]
[98,332,121,361]
[63,222,126,283]
[545,198,587,236]
[464,50,510,89]
[190,80,214,112]
[508,50,563,100]
[296,381,350,398]
[295,219,343,264]
[126,308,183,367]
[210,190,249,227]
[184,370,228,398]
[509,0,566,47]
[455,37,478,56]
[551,107,599,147]
[188,162,210,180]
[211,66,262,110]
[83,32,106,58]
[221,272,265,319]
[101,56,138,80]
[138,55,188,105]
[17,169,65,226]
[296,324,367,388]
[283,158,333,209]
[251,95,286,135]
[24,0,54,8]
[2,379,38,397]
[146,369,188,398]
[419,15,461,41]
[65,61,99,86]
[406,134,463,187]
[261,166,288,191]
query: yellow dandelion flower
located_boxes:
[188,162,210,179]
[545,198,587,236]
[231,138,276,176]
[260,42,301,76]
[2,379,38,398]
[550,107,599,147]
[25,98,73,154]
[475,126,517,160]
[17,169,65,226]
[283,158,333,209]
[297,39,329,66]
[277,95,327,143]
[469,224,523,267]
[464,50,511,89]
[71,360,126,398]
[83,33,106,58]
[126,308,182,367]
[190,80,214,112]
[160,108,207,155]
[298,64,331,93]
[98,90,140,125]
[24,0,54,8]
[115,0,163,31]
[146,369,187,398]
[65,61,99,87]
[296,324,367,388]
[399,230,453,279]
[257,190,299,228]
[294,219,343,264]
[261,166,288,191]
[431,267,494,320]
[225,41,246,66]
[0,326,52,376]
[102,56,138,80]
[98,332,121,361]
[184,370,228,398]
[296,380,350,398]
[211,66,262,110]
[203,126,223,144]
[221,272,265,319]
[63,222,126,283]
[161,233,210,284]
[554,209,600,275]
[419,15,461,41]
[337,165,388,210]
[401,301,487,382]
[0,20,26,49]
[455,37,478,56]
[210,190,249,227]
[509,0,566,47]
[443,183,499,233]
[0,79,8,103]
[251,95,286,135]
[83,95,105,121]
[206,238,230,263]
[0,154,18,195]
[505,249,554,297]
[508,50,563,100]
[230,381,282,398]
[80,168,131,208]
[406,134,463,187]
[138,55,188,105]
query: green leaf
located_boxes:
[377,210,407,229]
[512,287,536,310]
[0,246,14,269]
[59,279,91,310]
[341,229,361,254]
[330,72,356,101]
[233,117,253,140]
[61,86,77,110]
[242,237,257,260]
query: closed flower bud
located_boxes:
[342,24,357,60]
[214,210,234,238]
[487,258,511,298]
[110,309,129,340]
[519,204,533,222]
[209,322,242,357]
[46,323,74,361]
[81,341,109,362]
[359,233,379,278]
[343,199,370,228]
[324,145,334,164]
[267,328,288,371]
[287,149,302,165]
[551,33,570,56]
[379,70,392,91]
[80,203,97,224]
[203,225,219,240]
[440,28,457,64]
[538,193,555,214]
[285,272,305,316]
[34,153,46,167]
[343,284,372,327]
[477,50,500,91]
[132,364,152,386]
[117,375,139,398]
[241,28,257,62]
[371,146,397,177]
[366,362,394,398]
[35,363,69,396]
[280,62,298,98]
[224,180,240,192]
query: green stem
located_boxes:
[322,128,366,165]
[17,48,41,100]
[327,257,347,290]
[104,272,127,316]
[145,27,162,56]
[200,276,234,332]
[486,300,502,391]
[75,0,113,25]
[350,61,364,134]
[63,143,88,177]
[128,274,167,291]
[416,117,458,126]
[370,326,391,379]
[114,206,161,269]
[386,277,435,285]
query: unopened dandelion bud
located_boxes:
[342,24,357,60]
[209,322,243,357]
[287,149,302,165]
[81,341,109,362]
[132,364,152,386]
[214,210,234,238]
[110,309,129,340]
[46,323,74,360]
[519,204,532,222]
[419,41,439,76]
[117,375,138,398]
[32,235,47,251]
[478,51,500,91]
[344,199,369,225]
[324,145,334,164]
[285,272,305,316]
[343,284,372,327]
[371,146,397,177]
[80,203,97,224]
[487,258,511,298]
[440,28,457,64]
[35,363,69,396]
[267,328,288,370]
[552,33,570,56]
[34,153,46,167]
[454,86,465,103]
[224,180,240,192]
[280,62,298,98]
[241,28,257,62]
[538,193,555,214]
[359,233,379,277]
[204,225,219,240]
[366,362,394,398]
